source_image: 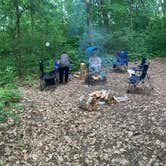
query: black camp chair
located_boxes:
[127,63,151,93]
[39,60,58,90]
[130,57,147,72]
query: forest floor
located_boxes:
[0,58,166,166]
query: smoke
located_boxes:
[79,28,108,50]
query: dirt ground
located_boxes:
[0,58,166,165]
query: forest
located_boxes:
[0,0,166,165]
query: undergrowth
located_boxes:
[0,86,21,124]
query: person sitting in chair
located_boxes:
[54,59,60,72]
[88,53,102,73]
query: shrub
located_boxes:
[0,87,20,124]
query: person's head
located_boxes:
[56,59,60,64]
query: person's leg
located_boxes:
[59,67,64,83]
[64,67,69,83]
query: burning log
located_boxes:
[85,74,107,85]
[92,75,100,80]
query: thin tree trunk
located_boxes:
[139,0,144,9]
[96,0,102,32]
[85,0,93,45]
[100,0,110,32]
[61,0,65,33]
[30,0,35,52]
[160,0,166,19]
[14,0,23,77]
[130,0,133,32]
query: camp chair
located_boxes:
[113,50,128,71]
[39,60,58,90]
[130,57,147,72]
[127,63,151,92]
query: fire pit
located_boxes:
[84,46,107,85]
[85,72,107,85]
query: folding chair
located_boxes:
[127,63,152,93]
[113,50,128,71]
[130,57,147,72]
[39,60,58,90]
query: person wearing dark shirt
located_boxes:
[59,52,70,83]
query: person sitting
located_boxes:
[59,52,70,83]
[88,53,102,73]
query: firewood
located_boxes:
[100,90,107,99]
[73,74,80,78]
[104,90,111,101]
[79,95,97,111]
[92,75,99,80]
[89,91,101,98]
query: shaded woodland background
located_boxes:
[0,0,166,123]
[0,1,166,165]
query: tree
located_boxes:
[85,0,93,44]
[13,0,23,76]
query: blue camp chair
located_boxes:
[113,50,128,71]
[127,63,149,92]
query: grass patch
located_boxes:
[0,87,21,124]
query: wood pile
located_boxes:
[79,89,119,111]
[89,90,111,101]
[79,95,97,111]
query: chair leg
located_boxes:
[40,79,45,91]
[146,74,154,90]
[123,65,128,71]
[127,83,131,93]
[127,82,134,93]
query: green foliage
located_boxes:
[0,57,17,86]
[0,66,16,86]
[0,159,6,166]
[128,32,149,60]
[0,0,165,80]
[109,28,133,51]
[147,19,166,56]
[0,87,21,124]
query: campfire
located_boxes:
[85,72,106,85]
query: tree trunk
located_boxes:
[100,0,110,32]
[14,0,23,77]
[160,0,166,19]
[30,0,35,52]
[61,0,65,33]
[85,0,93,45]
[130,0,133,32]
[139,0,144,9]
[96,0,102,31]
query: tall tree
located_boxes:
[130,0,133,32]
[13,0,23,76]
[29,0,35,51]
[85,0,93,44]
